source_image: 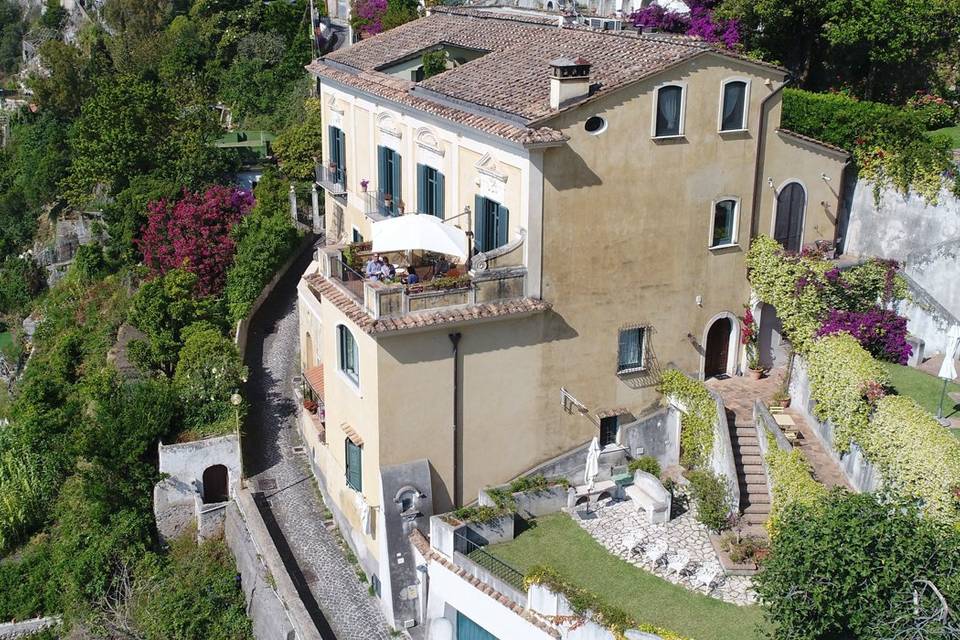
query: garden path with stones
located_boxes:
[573,498,757,606]
[243,246,393,640]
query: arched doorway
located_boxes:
[202,465,229,503]
[704,317,733,378]
[774,182,806,252]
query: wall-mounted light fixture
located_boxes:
[820,172,831,182]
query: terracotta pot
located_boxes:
[748,368,763,380]
[781,396,791,408]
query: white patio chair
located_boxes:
[621,533,641,554]
[691,561,722,591]
[643,539,668,566]
[666,550,691,576]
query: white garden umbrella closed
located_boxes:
[936,325,960,421]
[584,436,601,492]
[371,213,468,261]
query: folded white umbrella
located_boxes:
[938,325,960,381]
[584,436,601,492]
[371,213,468,261]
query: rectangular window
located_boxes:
[617,327,645,373]
[345,438,362,491]
[352,228,363,244]
[474,196,509,253]
[655,85,684,137]
[456,611,499,640]
[720,81,747,131]
[377,145,402,215]
[599,415,619,447]
[711,199,737,247]
[417,164,445,217]
[328,126,346,184]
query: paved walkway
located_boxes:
[573,499,756,605]
[243,245,393,640]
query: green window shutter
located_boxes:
[393,152,402,202]
[435,171,445,218]
[417,164,426,214]
[495,204,509,249]
[345,440,362,491]
[377,146,387,194]
[474,195,486,252]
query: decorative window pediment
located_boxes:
[327,94,345,115]
[377,112,402,138]
[475,152,508,182]
[415,128,444,156]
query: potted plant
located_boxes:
[383,192,393,207]
[304,398,318,413]
[771,389,791,408]
[741,306,763,379]
[327,161,337,173]
[360,178,369,192]
[398,199,405,214]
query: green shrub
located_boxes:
[173,324,247,438]
[658,369,716,469]
[421,50,446,78]
[806,334,889,450]
[764,439,828,536]
[0,256,46,314]
[686,470,731,533]
[782,88,956,203]
[627,456,661,478]
[485,475,570,510]
[450,505,506,523]
[524,566,691,640]
[863,395,960,524]
[0,447,56,553]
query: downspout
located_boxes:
[749,79,788,240]
[448,332,462,507]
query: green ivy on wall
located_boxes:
[764,435,828,537]
[658,369,717,469]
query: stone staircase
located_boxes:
[726,408,771,530]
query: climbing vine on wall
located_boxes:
[658,369,716,469]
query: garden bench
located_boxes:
[623,470,671,524]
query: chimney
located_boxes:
[549,56,591,109]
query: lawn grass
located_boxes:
[926,125,960,149]
[484,513,769,640]
[881,362,960,419]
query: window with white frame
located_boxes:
[719,80,748,131]
[337,325,359,385]
[617,326,646,373]
[710,198,739,247]
[653,85,684,137]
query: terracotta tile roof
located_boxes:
[777,128,850,158]
[304,365,325,401]
[309,8,785,145]
[305,272,550,335]
[408,530,561,638]
[343,423,363,446]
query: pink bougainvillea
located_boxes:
[350,0,387,37]
[137,186,254,295]
[629,0,739,49]
[816,307,913,365]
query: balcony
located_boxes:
[362,189,402,220]
[313,241,532,324]
[316,163,347,197]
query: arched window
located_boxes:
[774,182,806,252]
[653,84,685,137]
[719,80,748,131]
[710,198,739,247]
[337,325,359,385]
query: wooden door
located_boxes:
[774,182,806,252]
[705,318,732,378]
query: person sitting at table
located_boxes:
[433,256,450,278]
[379,260,393,280]
[365,255,381,279]
[406,268,419,285]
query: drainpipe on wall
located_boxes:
[749,79,788,240]
[448,332,462,507]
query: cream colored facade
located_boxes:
[300,39,847,626]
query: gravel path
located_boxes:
[243,245,393,640]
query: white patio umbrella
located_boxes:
[936,325,960,421]
[584,436,601,492]
[371,213,468,261]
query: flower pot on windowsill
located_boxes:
[748,368,763,380]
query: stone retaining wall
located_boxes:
[0,617,61,639]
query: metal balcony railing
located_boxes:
[362,189,401,219]
[316,164,347,197]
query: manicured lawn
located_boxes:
[484,513,769,640]
[881,362,960,419]
[926,125,960,149]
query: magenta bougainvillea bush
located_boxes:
[816,308,913,365]
[138,186,254,295]
[350,0,387,37]
[629,0,740,49]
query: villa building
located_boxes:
[296,6,848,632]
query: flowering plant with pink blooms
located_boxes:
[816,307,913,365]
[350,0,388,37]
[137,186,254,296]
[629,0,740,49]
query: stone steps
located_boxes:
[743,502,771,514]
[737,445,761,456]
[724,405,773,531]
[735,427,757,438]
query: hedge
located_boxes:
[524,566,690,640]
[658,369,716,469]
[806,334,889,451]
[862,395,960,524]
[764,437,828,537]
[782,89,957,203]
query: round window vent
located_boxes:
[584,116,607,135]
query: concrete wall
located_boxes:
[707,391,740,512]
[789,357,880,493]
[0,617,60,639]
